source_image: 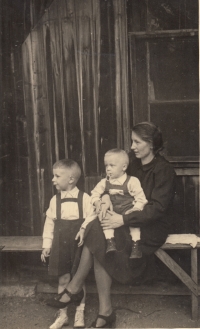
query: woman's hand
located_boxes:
[101,210,124,229]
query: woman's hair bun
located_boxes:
[132,122,163,154]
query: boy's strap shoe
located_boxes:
[106,238,117,253]
[129,240,142,259]
[49,309,69,329]
[74,308,85,328]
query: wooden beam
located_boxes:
[0,236,42,251]
[129,29,198,38]
[155,249,198,297]
[191,248,198,320]
[149,99,198,104]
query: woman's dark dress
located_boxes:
[84,154,176,284]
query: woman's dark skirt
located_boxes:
[84,218,167,285]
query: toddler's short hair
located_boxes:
[53,159,81,183]
[105,149,129,165]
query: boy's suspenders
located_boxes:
[105,175,131,193]
[56,191,84,220]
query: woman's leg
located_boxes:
[93,257,113,327]
[59,245,93,303]
[58,273,71,294]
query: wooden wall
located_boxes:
[1,0,199,238]
[1,0,54,236]
[19,0,130,235]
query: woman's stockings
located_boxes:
[93,257,112,327]
[59,245,113,328]
[59,245,93,303]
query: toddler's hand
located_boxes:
[41,248,51,262]
[75,228,85,247]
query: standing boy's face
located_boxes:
[52,167,72,191]
[104,154,127,180]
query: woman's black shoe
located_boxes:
[89,311,116,328]
[46,288,84,308]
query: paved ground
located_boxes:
[0,292,199,329]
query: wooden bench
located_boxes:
[0,235,199,320]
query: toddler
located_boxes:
[91,149,147,258]
[41,159,96,329]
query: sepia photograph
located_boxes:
[0,1,199,328]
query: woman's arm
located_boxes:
[101,162,176,230]
[123,163,176,227]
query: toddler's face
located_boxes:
[52,167,72,191]
[104,154,127,180]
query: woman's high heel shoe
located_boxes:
[46,288,84,308]
[90,311,116,328]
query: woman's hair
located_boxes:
[132,122,163,154]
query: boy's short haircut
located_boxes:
[53,159,81,182]
[105,149,129,165]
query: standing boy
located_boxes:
[41,159,96,329]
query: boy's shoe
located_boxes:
[74,308,85,328]
[106,238,117,253]
[130,241,142,259]
[49,309,69,329]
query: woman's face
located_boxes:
[131,131,154,165]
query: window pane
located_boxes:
[150,103,199,156]
[147,0,198,31]
[149,37,198,101]
[127,0,198,32]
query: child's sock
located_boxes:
[130,227,141,241]
[104,229,114,239]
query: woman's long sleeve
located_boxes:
[123,162,176,227]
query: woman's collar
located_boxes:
[140,155,158,171]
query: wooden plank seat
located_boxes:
[0,235,199,320]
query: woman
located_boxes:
[49,122,176,328]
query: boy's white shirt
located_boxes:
[91,173,147,211]
[42,186,96,249]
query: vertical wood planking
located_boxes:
[193,176,199,234]
[22,36,36,234]
[120,0,130,152]
[91,0,100,173]
[146,40,151,121]
[114,0,122,148]
[32,18,53,227]
[48,0,65,160]
[113,0,129,150]
[42,20,56,165]
[38,12,54,214]
[60,0,82,164]
[73,0,86,175]
[30,27,43,227]
[57,0,68,158]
